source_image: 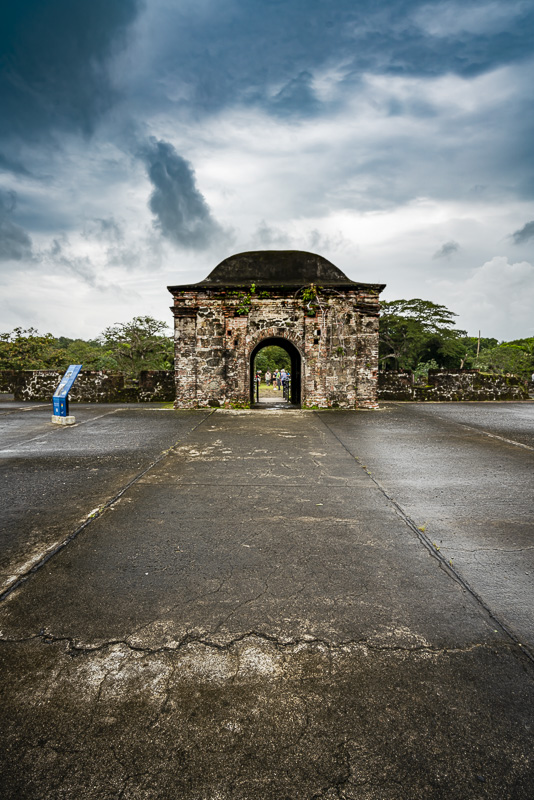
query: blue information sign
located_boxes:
[53,364,82,417]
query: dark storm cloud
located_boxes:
[433,240,461,259]
[139,138,225,250]
[0,153,32,176]
[83,217,124,243]
[270,71,319,117]
[0,0,140,141]
[46,237,98,287]
[0,190,33,261]
[134,0,534,117]
[511,220,534,244]
[1,1,532,143]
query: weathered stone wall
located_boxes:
[171,287,381,408]
[0,371,175,403]
[376,371,414,401]
[3,368,525,404]
[378,370,529,401]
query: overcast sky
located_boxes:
[1,0,533,341]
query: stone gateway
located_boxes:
[168,250,385,408]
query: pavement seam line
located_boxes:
[0,408,124,452]
[65,407,124,429]
[314,412,534,666]
[428,413,534,452]
[0,403,49,417]
[0,409,216,604]
[0,405,173,451]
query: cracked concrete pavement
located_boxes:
[0,401,533,798]
[320,402,534,654]
[0,404,212,597]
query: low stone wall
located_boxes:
[1,368,528,404]
[376,371,415,401]
[0,370,175,403]
[378,370,529,401]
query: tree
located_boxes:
[254,346,291,375]
[474,344,532,379]
[54,337,117,371]
[0,327,64,370]
[379,299,466,371]
[100,316,174,376]
[458,336,533,378]
[457,336,499,368]
[507,336,534,351]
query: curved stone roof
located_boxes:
[169,250,382,290]
[201,250,352,286]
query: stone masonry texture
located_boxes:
[168,250,385,409]
[1,368,527,404]
[0,370,175,403]
[378,369,529,401]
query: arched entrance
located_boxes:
[250,337,302,406]
[168,250,385,408]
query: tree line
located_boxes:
[1,301,533,380]
[379,299,533,380]
[0,316,174,377]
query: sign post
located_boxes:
[52,365,82,425]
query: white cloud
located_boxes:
[414,1,530,37]
[2,20,534,341]
[436,256,534,339]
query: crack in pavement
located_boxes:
[208,564,281,638]
[0,628,513,659]
[311,740,352,799]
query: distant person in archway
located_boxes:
[281,369,289,399]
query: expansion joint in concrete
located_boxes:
[314,412,534,666]
[432,414,534,452]
[0,409,216,605]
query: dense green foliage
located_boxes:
[100,316,174,374]
[254,346,291,375]
[1,307,532,381]
[473,342,534,378]
[0,317,173,377]
[379,299,534,379]
[457,336,499,363]
[0,328,62,370]
[379,299,467,372]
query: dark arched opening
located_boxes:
[250,337,302,406]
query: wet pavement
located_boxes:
[0,403,211,596]
[0,401,533,798]
[320,402,534,653]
